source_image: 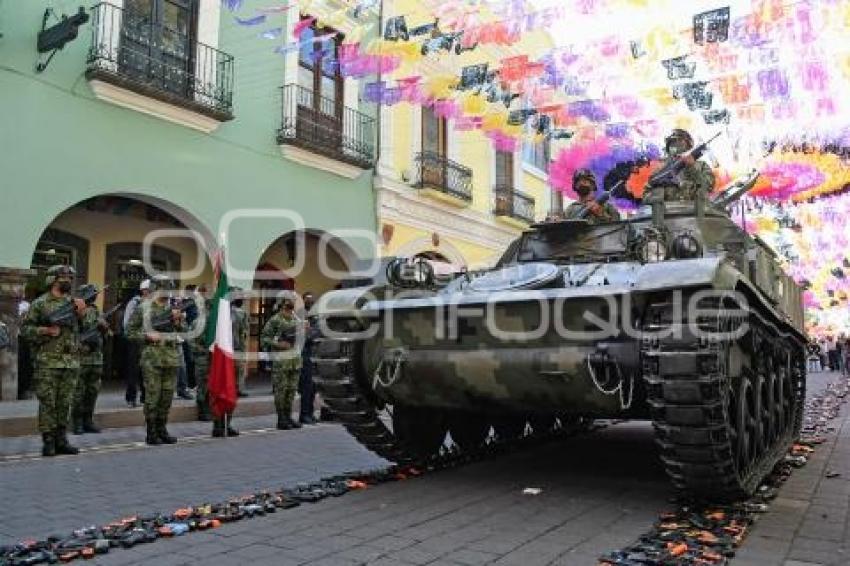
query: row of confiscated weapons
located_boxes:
[599,375,850,566]
[1,419,612,565]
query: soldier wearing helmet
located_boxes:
[564,169,621,223]
[71,283,108,435]
[126,274,185,445]
[261,296,303,430]
[21,264,86,456]
[647,128,715,203]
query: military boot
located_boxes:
[54,428,80,455]
[145,421,161,445]
[277,416,291,430]
[82,410,101,434]
[212,419,225,438]
[72,412,84,435]
[41,432,56,457]
[158,420,177,444]
[226,423,240,437]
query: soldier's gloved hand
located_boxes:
[146,331,162,343]
[588,202,603,216]
[681,154,696,166]
[74,298,87,315]
[40,325,61,337]
[278,340,292,350]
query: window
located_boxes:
[422,106,447,156]
[297,18,343,116]
[522,136,551,172]
[495,150,514,187]
[121,0,198,96]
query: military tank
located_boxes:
[311,173,807,500]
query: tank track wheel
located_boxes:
[642,295,805,500]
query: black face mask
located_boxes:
[58,281,72,293]
[575,185,593,198]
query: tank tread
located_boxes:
[642,298,805,500]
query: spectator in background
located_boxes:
[298,292,319,425]
[818,336,829,371]
[827,335,839,371]
[183,284,198,390]
[807,340,821,373]
[122,279,150,407]
[16,289,33,400]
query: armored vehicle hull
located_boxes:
[313,205,807,499]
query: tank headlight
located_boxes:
[670,233,702,259]
[639,236,667,263]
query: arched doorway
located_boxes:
[24,194,214,392]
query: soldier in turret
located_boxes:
[21,264,85,457]
[564,169,620,223]
[126,274,185,445]
[648,128,715,203]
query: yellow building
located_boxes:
[373,1,559,270]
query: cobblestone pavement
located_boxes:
[0,372,847,565]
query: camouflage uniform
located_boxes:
[261,310,302,427]
[564,199,621,223]
[231,304,249,394]
[648,158,715,202]
[127,298,184,443]
[21,293,80,435]
[190,307,211,420]
[72,304,103,433]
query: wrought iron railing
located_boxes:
[414,151,473,202]
[277,84,375,169]
[86,2,234,120]
[493,185,536,223]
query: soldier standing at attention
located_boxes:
[72,284,108,435]
[564,169,621,223]
[231,288,250,397]
[190,285,212,421]
[648,128,716,203]
[127,275,184,445]
[261,298,302,430]
[22,264,85,457]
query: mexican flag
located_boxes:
[205,250,237,418]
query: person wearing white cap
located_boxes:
[122,279,150,407]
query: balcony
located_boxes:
[277,84,375,176]
[86,2,234,132]
[414,151,473,206]
[493,185,536,225]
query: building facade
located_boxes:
[373,0,559,269]
[0,0,380,399]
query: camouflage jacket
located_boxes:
[652,158,715,202]
[126,298,184,368]
[231,305,249,352]
[189,299,211,359]
[564,199,621,223]
[79,305,104,366]
[21,292,81,369]
[260,312,302,370]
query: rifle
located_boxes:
[80,303,122,348]
[646,131,721,189]
[576,178,627,219]
[46,285,108,328]
[149,299,193,333]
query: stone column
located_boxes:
[0,267,35,401]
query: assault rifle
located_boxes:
[80,303,122,349]
[711,169,760,208]
[646,131,721,189]
[149,299,193,333]
[47,284,109,327]
[575,178,627,220]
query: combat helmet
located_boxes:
[148,274,175,291]
[665,128,694,153]
[45,264,75,286]
[77,283,100,304]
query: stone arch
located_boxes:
[391,236,468,268]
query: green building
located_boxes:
[0,0,380,399]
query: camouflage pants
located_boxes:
[194,353,210,416]
[34,367,78,433]
[142,362,177,424]
[72,364,102,418]
[236,361,247,393]
[272,368,299,420]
